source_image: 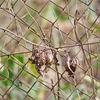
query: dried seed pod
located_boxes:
[65,55,79,77]
[53,51,59,65]
[44,50,53,73]
[39,50,46,66]
[29,48,53,76]
[36,64,44,76]
[29,48,39,64]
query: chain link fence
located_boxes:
[0,0,100,100]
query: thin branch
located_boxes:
[55,65,60,100]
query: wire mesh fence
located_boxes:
[0,0,100,100]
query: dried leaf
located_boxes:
[65,55,79,77]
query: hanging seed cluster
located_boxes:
[29,48,79,77]
[29,49,58,76]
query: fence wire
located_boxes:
[0,0,100,100]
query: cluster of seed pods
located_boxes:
[29,48,79,77]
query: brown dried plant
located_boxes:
[65,53,79,78]
[29,48,54,76]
